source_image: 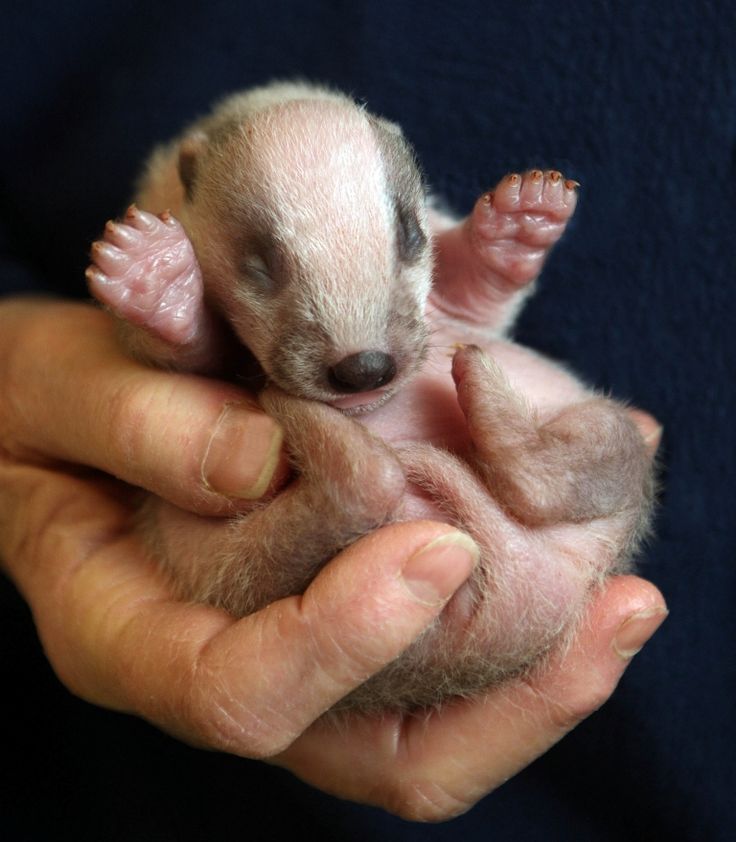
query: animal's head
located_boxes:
[176,85,432,412]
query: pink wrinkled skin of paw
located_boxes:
[87,206,204,345]
[468,170,579,286]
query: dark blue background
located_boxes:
[1,2,734,839]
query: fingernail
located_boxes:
[613,607,668,659]
[202,403,283,499]
[401,531,479,605]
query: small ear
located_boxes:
[178,131,208,199]
[368,114,404,137]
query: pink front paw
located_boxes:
[86,206,204,346]
[468,170,579,287]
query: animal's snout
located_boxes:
[328,351,397,393]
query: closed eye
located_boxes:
[396,204,428,264]
[240,255,274,292]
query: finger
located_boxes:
[0,299,286,515]
[280,575,667,820]
[0,466,477,758]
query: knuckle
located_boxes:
[0,324,36,454]
[380,779,475,822]
[104,373,160,467]
[183,652,299,759]
[296,596,383,691]
[104,375,143,447]
[1,471,75,578]
[545,676,613,732]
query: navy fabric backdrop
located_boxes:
[1,2,734,839]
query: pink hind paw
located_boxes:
[468,170,579,287]
[86,206,204,346]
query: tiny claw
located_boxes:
[446,342,467,358]
[103,219,140,248]
[565,179,581,190]
[91,240,130,270]
[159,209,172,222]
[548,170,562,183]
[481,191,493,206]
[85,265,109,284]
[507,173,521,185]
[530,169,543,182]
[124,204,158,231]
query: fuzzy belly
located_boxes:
[362,333,588,451]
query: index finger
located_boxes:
[0,299,286,515]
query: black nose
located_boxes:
[328,351,397,393]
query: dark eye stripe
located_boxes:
[395,203,428,264]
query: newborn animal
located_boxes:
[87,82,655,712]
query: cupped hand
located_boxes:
[0,298,667,821]
[0,298,287,516]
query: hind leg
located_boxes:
[431,170,578,334]
[148,387,406,616]
[451,345,653,529]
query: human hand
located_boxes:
[0,298,666,820]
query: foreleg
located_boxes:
[431,170,578,334]
[86,206,226,372]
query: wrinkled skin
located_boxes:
[88,83,656,711]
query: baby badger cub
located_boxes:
[87,82,655,712]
